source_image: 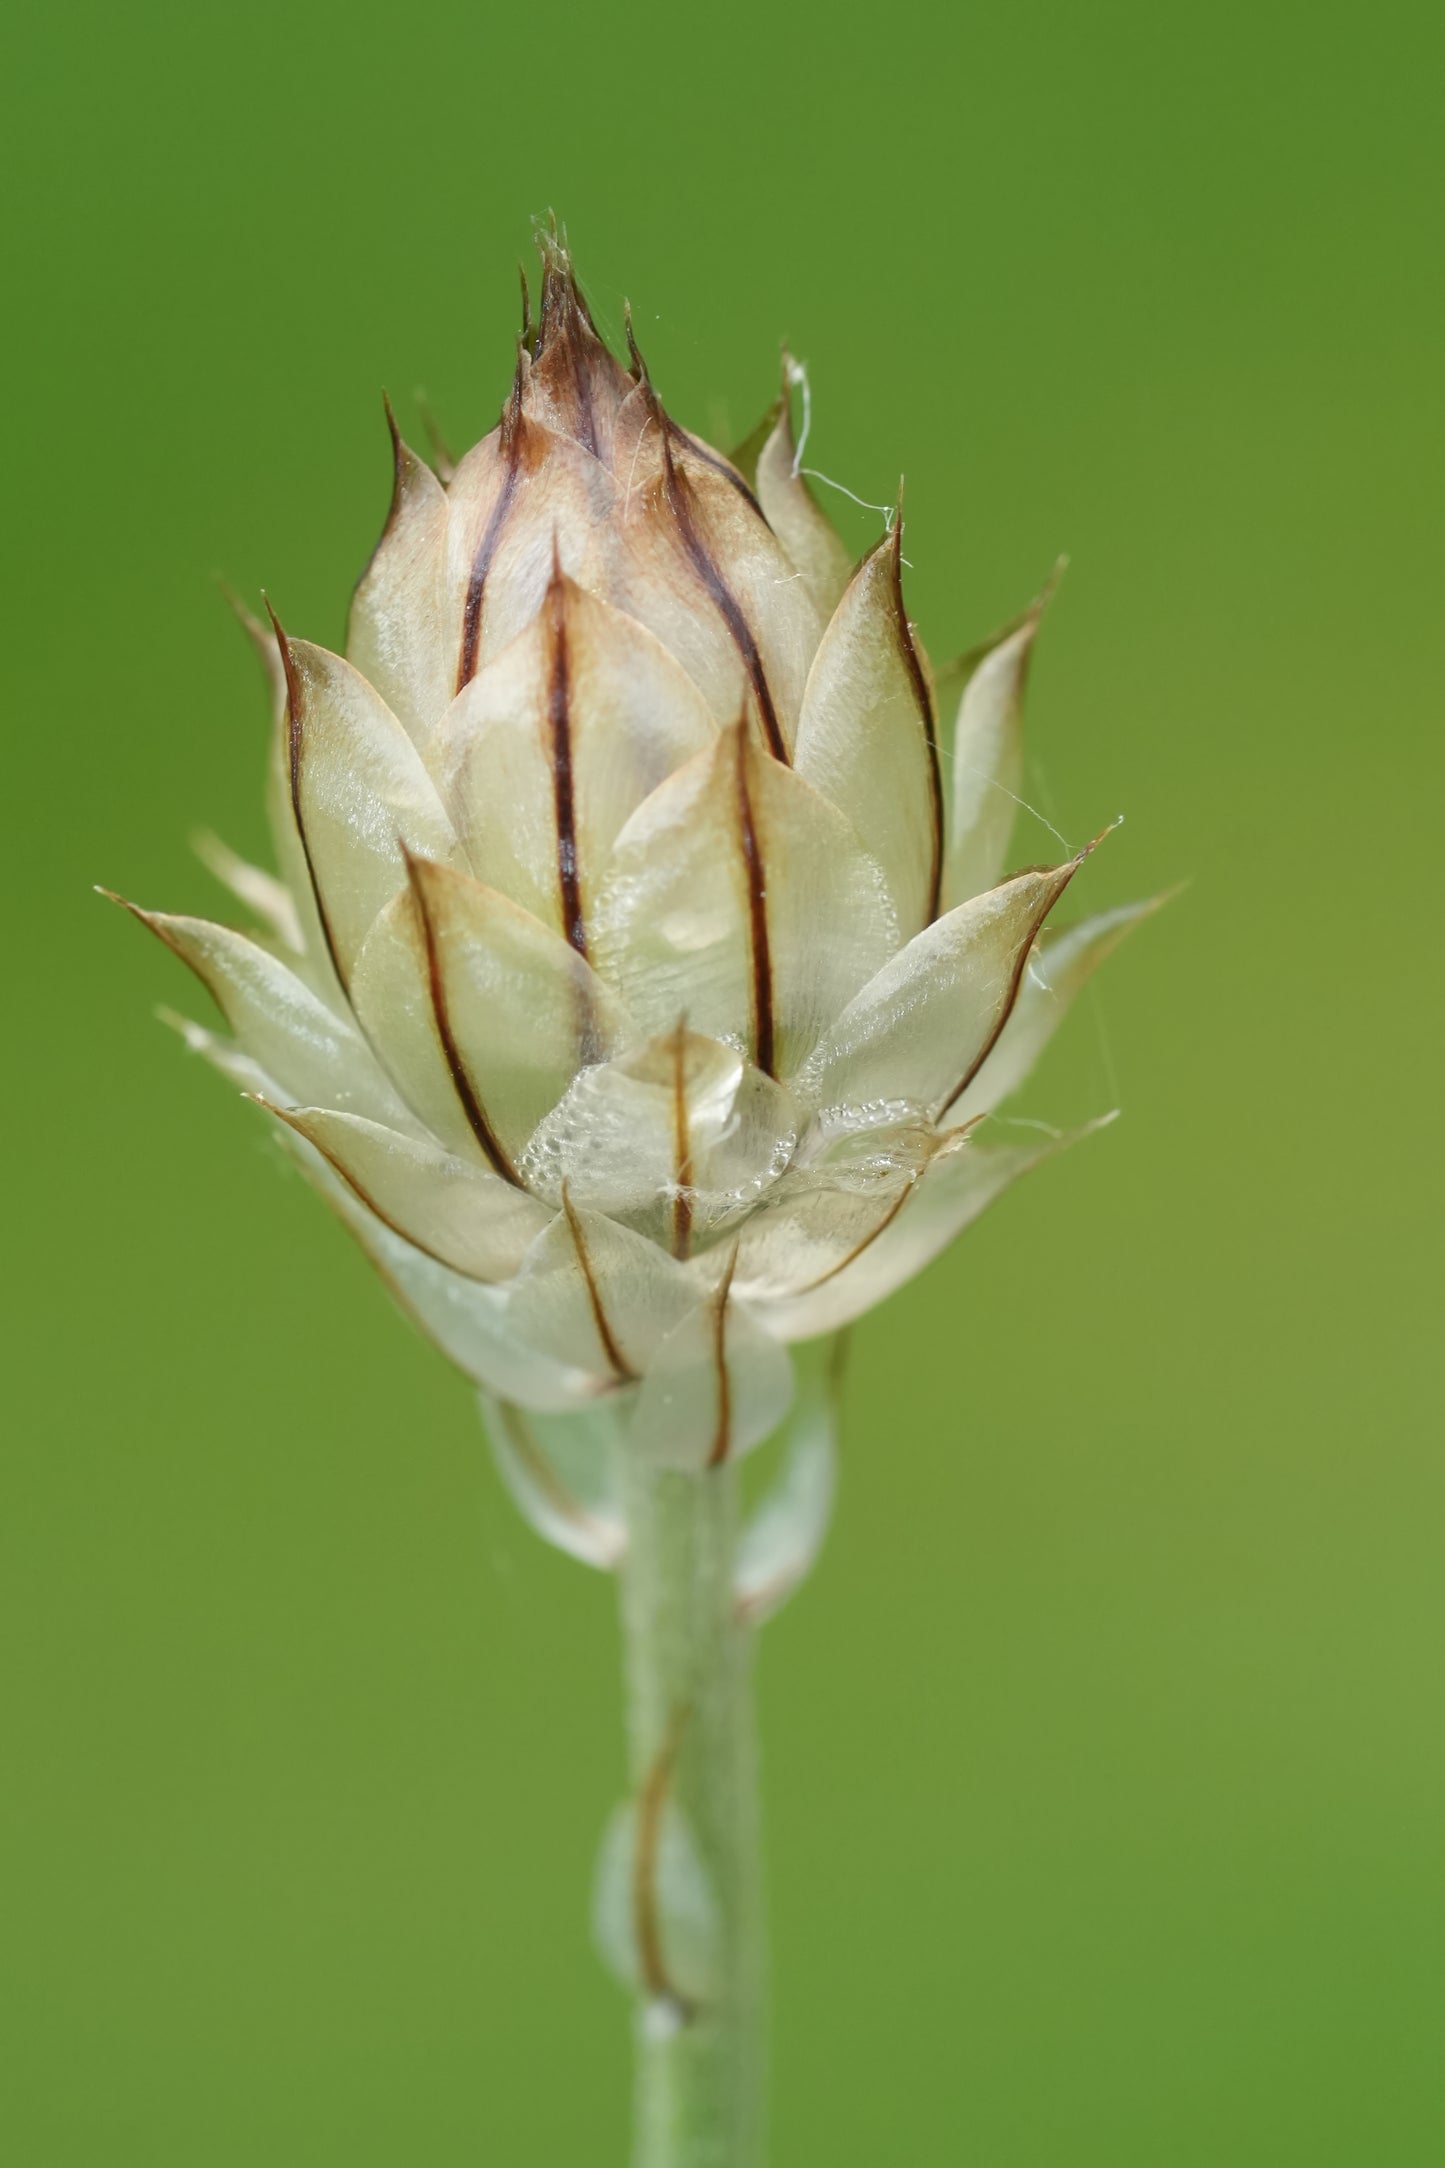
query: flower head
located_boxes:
[111,226,1161,1502]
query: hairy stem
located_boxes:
[617,1456,766,2168]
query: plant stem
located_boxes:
[617,1454,766,2168]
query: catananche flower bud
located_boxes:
[111,228,1163,1504]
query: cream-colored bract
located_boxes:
[114,231,1160,1510]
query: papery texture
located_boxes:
[115,227,1158,1494]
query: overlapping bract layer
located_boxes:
[119,235,1160,1499]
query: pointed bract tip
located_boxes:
[377,391,412,514]
[242,1089,307,1126]
[154,1003,209,1045]
[214,572,261,633]
[533,213,598,342]
[96,883,160,932]
[778,347,813,460]
[723,700,753,753]
[397,836,449,904]
[98,887,175,951]
[504,341,527,427]
[1074,815,1125,866]
[412,388,456,481]
[623,299,649,381]
[260,593,304,721]
[883,495,909,574]
[1029,554,1069,621]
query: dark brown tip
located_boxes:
[261,595,305,749]
[98,890,237,1022]
[535,218,599,345]
[623,300,648,382]
[380,393,410,507]
[349,394,413,586]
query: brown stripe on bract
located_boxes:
[249,1096,505,1284]
[561,1185,637,1382]
[538,320,598,460]
[536,258,604,461]
[632,1706,694,2018]
[665,415,767,520]
[732,728,776,1079]
[705,1248,739,1470]
[888,516,944,922]
[659,422,789,764]
[402,850,523,1186]
[530,234,642,467]
[669,1020,694,1263]
[789,1171,924,1298]
[267,601,349,992]
[938,838,1106,1117]
[544,575,588,958]
[783,1122,983,1300]
[456,367,527,692]
[100,892,239,1024]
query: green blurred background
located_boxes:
[4,0,1442,2159]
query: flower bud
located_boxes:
[112,226,1162,1498]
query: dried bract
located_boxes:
[112,228,1160,1492]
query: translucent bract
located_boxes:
[115,232,1160,1489]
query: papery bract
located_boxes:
[112,227,1162,1536]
